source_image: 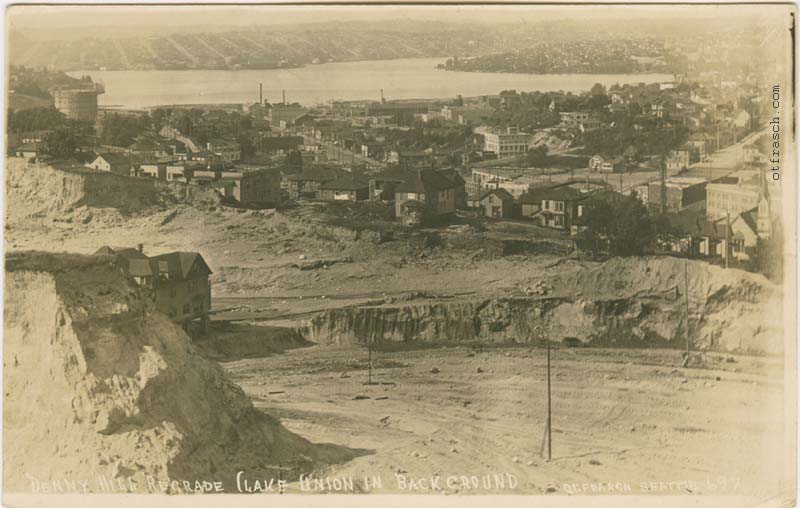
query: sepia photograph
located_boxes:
[2,3,797,507]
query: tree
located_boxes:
[286,149,303,172]
[100,113,150,147]
[7,107,67,133]
[526,145,549,167]
[42,127,78,159]
[237,133,256,161]
[748,222,783,282]
[578,193,657,256]
[590,83,607,97]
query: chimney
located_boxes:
[137,243,144,253]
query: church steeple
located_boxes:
[757,171,771,239]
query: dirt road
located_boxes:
[220,343,786,497]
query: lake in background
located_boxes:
[70,58,673,109]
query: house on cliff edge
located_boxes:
[95,245,212,335]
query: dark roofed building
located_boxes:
[538,186,584,230]
[318,174,370,201]
[394,169,456,223]
[660,210,733,259]
[368,167,415,201]
[87,152,135,176]
[515,186,553,219]
[284,167,345,200]
[436,168,468,209]
[94,246,212,335]
[94,245,153,286]
[478,188,515,219]
[14,142,42,159]
[148,251,212,332]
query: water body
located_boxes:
[69,57,673,109]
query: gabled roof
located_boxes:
[395,169,455,194]
[736,208,759,234]
[126,259,155,278]
[320,175,369,191]
[94,246,153,277]
[663,211,731,240]
[286,167,344,183]
[94,245,147,259]
[516,186,553,205]
[149,252,212,280]
[540,186,583,202]
[369,167,415,183]
[436,168,466,186]
[479,188,514,202]
[165,139,188,151]
[95,152,133,167]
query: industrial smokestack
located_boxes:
[282,89,286,105]
[259,83,263,105]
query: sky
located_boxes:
[7,3,776,41]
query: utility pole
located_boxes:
[368,346,373,385]
[660,156,667,214]
[683,256,691,366]
[546,342,552,460]
[725,212,730,269]
[539,343,553,460]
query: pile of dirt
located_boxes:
[195,321,311,362]
[529,128,573,153]
[5,159,165,221]
[157,181,226,211]
[4,251,359,493]
[304,257,783,354]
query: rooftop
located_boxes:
[320,175,370,191]
[149,251,212,280]
[396,169,455,194]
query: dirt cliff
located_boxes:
[5,159,163,218]
[305,257,783,354]
[3,251,358,493]
[5,159,224,227]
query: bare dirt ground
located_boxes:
[220,342,785,496]
[6,158,789,499]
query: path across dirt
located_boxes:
[221,343,786,496]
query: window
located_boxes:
[170,288,177,298]
[182,304,190,314]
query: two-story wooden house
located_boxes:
[394,169,456,225]
[149,251,213,333]
[96,246,213,335]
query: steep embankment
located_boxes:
[305,257,783,354]
[4,252,359,493]
[5,159,223,226]
[5,159,161,218]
